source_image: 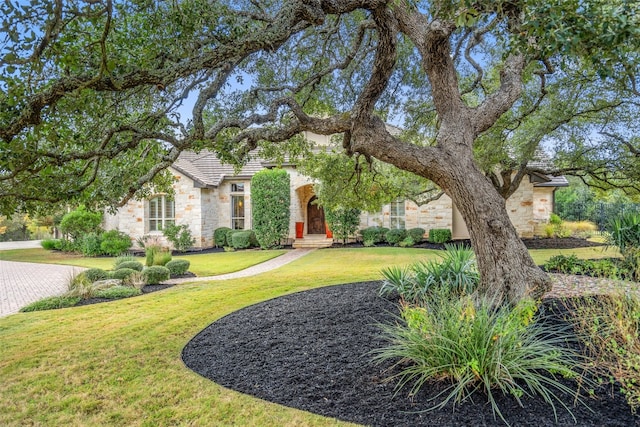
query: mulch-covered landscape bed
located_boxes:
[182,281,639,427]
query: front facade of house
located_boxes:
[104,133,566,248]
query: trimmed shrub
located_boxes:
[162,224,195,252]
[143,266,171,284]
[20,296,81,312]
[360,226,389,245]
[385,228,407,246]
[84,268,109,282]
[113,255,137,268]
[95,286,141,299]
[225,229,238,249]
[79,232,103,257]
[251,168,291,249]
[407,228,425,243]
[41,239,59,250]
[428,228,452,244]
[111,268,137,281]
[232,230,256,249]
[99,230,132,256]
[214,227,232,247]
[115,261,144,272]
[152,250,172,266]
[326,207,361,244]
[59,206,103,241]
[166,259,191,276]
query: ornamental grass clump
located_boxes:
[380,244,479,303]
[374,291,585,424]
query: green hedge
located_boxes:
[214,227,232,247]
[386,228,407,246]
[251,169,290,249]
[360,226,389,245]
[232,230,256,249]
[407,228,425,243]
[429,228,452,244]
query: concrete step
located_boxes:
[292,235,334,249]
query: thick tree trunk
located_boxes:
[443,157,552,304]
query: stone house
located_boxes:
[103,132,567,249]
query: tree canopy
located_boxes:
[1,0,639,302]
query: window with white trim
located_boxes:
[148,195,175,232]
[390,199,405,229]
[231,183,245,230]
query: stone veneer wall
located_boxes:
[103,168,208,248]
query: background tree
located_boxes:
[1,0,639,303]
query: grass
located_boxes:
[0,245,628,426]
[0,248,426,427]
[0,248,287,277]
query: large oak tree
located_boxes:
[1,0,639,303]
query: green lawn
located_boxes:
[0,245,622,426]
[0,248,287,277]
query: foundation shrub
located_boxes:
[428,228,452,244]
[214,227,232,247]
[165,259,191,276]
[360,226,388,245]
[224,229,238,250]
[144,265,170,284]
[232,230,256,249]
[385,229,407,246]
[407,227,426,243]
[162,224,195,252]
[325,207,361,244]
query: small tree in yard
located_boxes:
[251,169,290,249]
[325,207,360,245]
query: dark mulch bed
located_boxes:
[330,237,604,251]
[182,281,639,427]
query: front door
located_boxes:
[307,196,326,234]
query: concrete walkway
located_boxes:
[0,245,315,318]
[164,248,315,284]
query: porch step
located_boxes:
[292,235,334,249]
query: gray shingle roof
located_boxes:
[172,150,264,187]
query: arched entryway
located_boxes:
[307,196,326,235]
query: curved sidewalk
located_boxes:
[165,248,315,284]
[0,248,315,318]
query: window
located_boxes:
[390,199,405,229]
[231,183,245,230]
[148,195,175,232]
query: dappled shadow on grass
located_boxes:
[183,281,639,427]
